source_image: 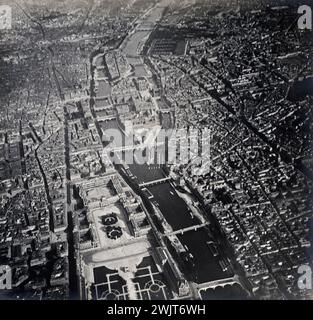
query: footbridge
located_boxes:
[139,176,171,188]
[163,222,209,237]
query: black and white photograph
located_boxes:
[0,0,313,310]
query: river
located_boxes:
[93,0,230,286]
[128,163,228,283]
[98,117,227,284]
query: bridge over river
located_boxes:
[90,0,236,288]
[163,222,210,237]
[139,176,171,188]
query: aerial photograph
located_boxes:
[0,0,313,305]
